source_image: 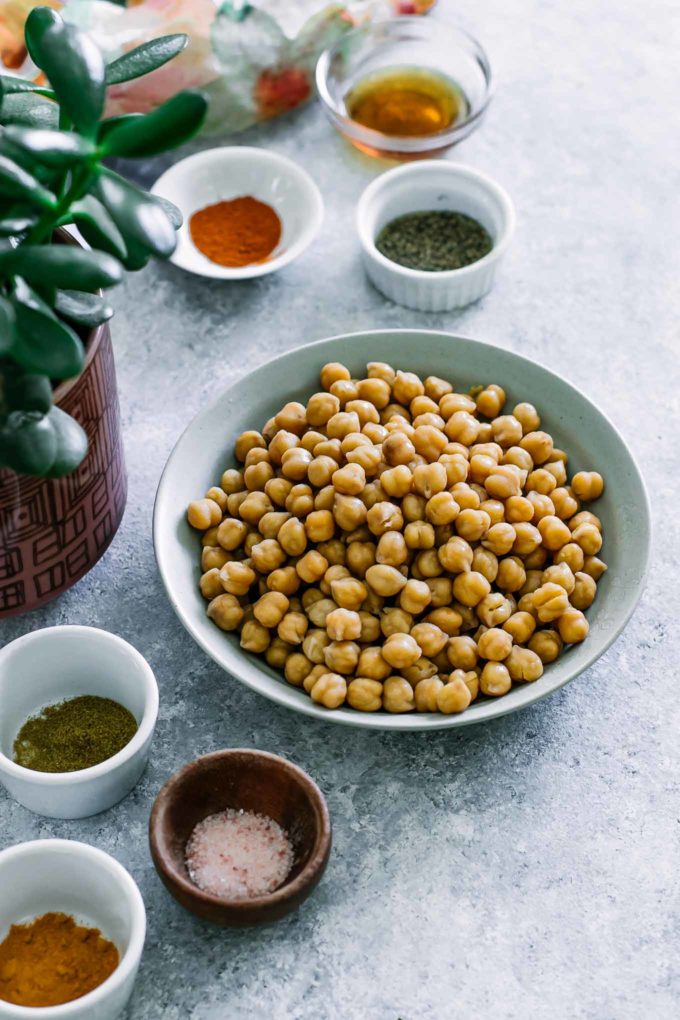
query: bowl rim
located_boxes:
[153,328,652,732]
[150,146,325,281]
[0,626,159,785]
[315,17,494,153]
[356,160,516,281]
[148,749,332,913]
[0,838,146,1018]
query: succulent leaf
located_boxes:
[10,277,85,378]
[101,90,207,158]
[55,289,113,327]
[105,34,188,86]
[0,245,123,291]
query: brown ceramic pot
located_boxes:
[0,320,127,618]
[149,749,332,926]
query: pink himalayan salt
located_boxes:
[185,808,294,899]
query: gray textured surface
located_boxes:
[1,1,679,1017]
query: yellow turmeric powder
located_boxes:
[0,911,119,1007]
[189,195,282,268]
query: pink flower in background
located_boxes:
[254,67,311,120]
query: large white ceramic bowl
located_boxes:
[0,627,158,818]
[154,330,651,731]
[0,839,145,1019]
[150,146,324,280]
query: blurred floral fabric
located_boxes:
[0,0,436,134]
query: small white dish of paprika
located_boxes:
[151,146,325,280]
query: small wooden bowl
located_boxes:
[148,750,331,926]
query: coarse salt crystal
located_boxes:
[185,808,294,900]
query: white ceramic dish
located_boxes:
[0,839,145,1020]
[356,161,515,311]
[150,146,324,279]
[153,329,651,732]
[0,626,158,818]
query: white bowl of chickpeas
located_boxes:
[154,330,651,730]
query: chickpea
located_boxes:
[405,521,436,550]
[347,443,382,476]
[367,502,404,536]
[280,447,311,482]
[524,546,548,571]
[374,531,407,568]
[502,610,536,645]
[302,629,331,664]
[476,384,505,419]
[525,468,556,496]
[381,633,421,669]
[357,646,391,680]
[363,422,388,444]
[425,577,453,608]
[330,379,360,407]
[266,477,293,507]
[326,607,362,641]
[249,539,284,574]
[551,487,579,520]
[240,619,270,654]
[266,637,293,670]
[452,571,491,608]
[485,464,523,500]
[542,562,575,594]
[358,611,380,643]
[327,411,360,440]
[414,676,445,712]
[480,661,512,697]
[423,492,458,527]
[506,646,544,682]
[478,522,513,557]
[479,499,505,525]
[528,629,562,663]
[219,561,255,596]
[557,608,588,644]
[414,550,443,578]
[284,653,313,687]
[509,522,540,557]
[427,607,463,637]
[436,537,471,574]
[569,510,602,532]
[571,523,603,555]
[571,571,597,610]
[258,511,289,540]
[519,430,553,465]
[410,462,446,499]
[302,588,324,610]
[495,556,526,593]
[477,627,513,661]
[361,481,386,510]
[347,678,383,712]
[554,542,585,573]
[380,465,413,499]
[472,547,499,584]
[411,425,447,462]
[331,494,365,531]
[292,550,326,585]
[409,622,448,658]
[491,415,523,448]
[456,509,491,542]
[380,608,413,637]
[383,675,415,713]
[221,468,244,494]
[278,611,308,645]
[311,672,347,708]
[532,582,569,623]
[583,555,607,581]
[202,546,230,572]
[357,376,391,409]
[544,460,567,487]
[308,457,339,492]
[332,463,365,496]
[273,518,304,558]
[306,598,338,628]
[477,592,513,628]
[363,591,384,615]
[267,430,298,466]
[207,593,244,631]
[439,392,475,418]
[319,362,349,390]
[323,640,360,675]
[302,664,327,693]
[571,471,604,501]
[382,431,416,466]
[326,576,365,611]
[445,411,480,445]
[503,496,533,524]
[537,515,572,551]
[301,509,333,544]
[399,579,432,615]
[437,676,472,714]
[346,541,376,578]
[318,539,346,566]
[254,591,290,628]
[187,498,222,530]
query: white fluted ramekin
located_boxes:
[356,161,515,311]
[0,839,145,1020]
[0,626,158,819]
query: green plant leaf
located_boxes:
[97,113,143,144]
[3,370,52,414]
[0,92,59,129]
[0,245,123,291]
[0,74,55,99]
[94,168,176,258]
[151,194,182,230]
[101,90,207,158]
[0,295,16,354]
[44,405,88,477]
[0,213,39,236]
[55,289,113,327]
[27,17,105,137]
[0,154,55,208]
[24,7,61,63]
[105,33,188,86]
[3,127,96,167]
[0,409,57,475]
[10,277,84,378]
[68,195,128,260]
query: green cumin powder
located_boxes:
[375,210,493,272]
[13,695,138,773]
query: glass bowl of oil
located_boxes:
[316,18,493,160]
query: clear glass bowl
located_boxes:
[316,18,493,159]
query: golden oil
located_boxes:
[345,66,469,138]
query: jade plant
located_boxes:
[0,7,207,478]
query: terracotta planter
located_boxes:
[0,322,127,618]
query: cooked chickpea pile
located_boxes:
[187,362,606,715]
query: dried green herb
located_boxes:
[13,695,138,773]
[375,210,493,272]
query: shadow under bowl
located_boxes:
[149,750,331,926]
